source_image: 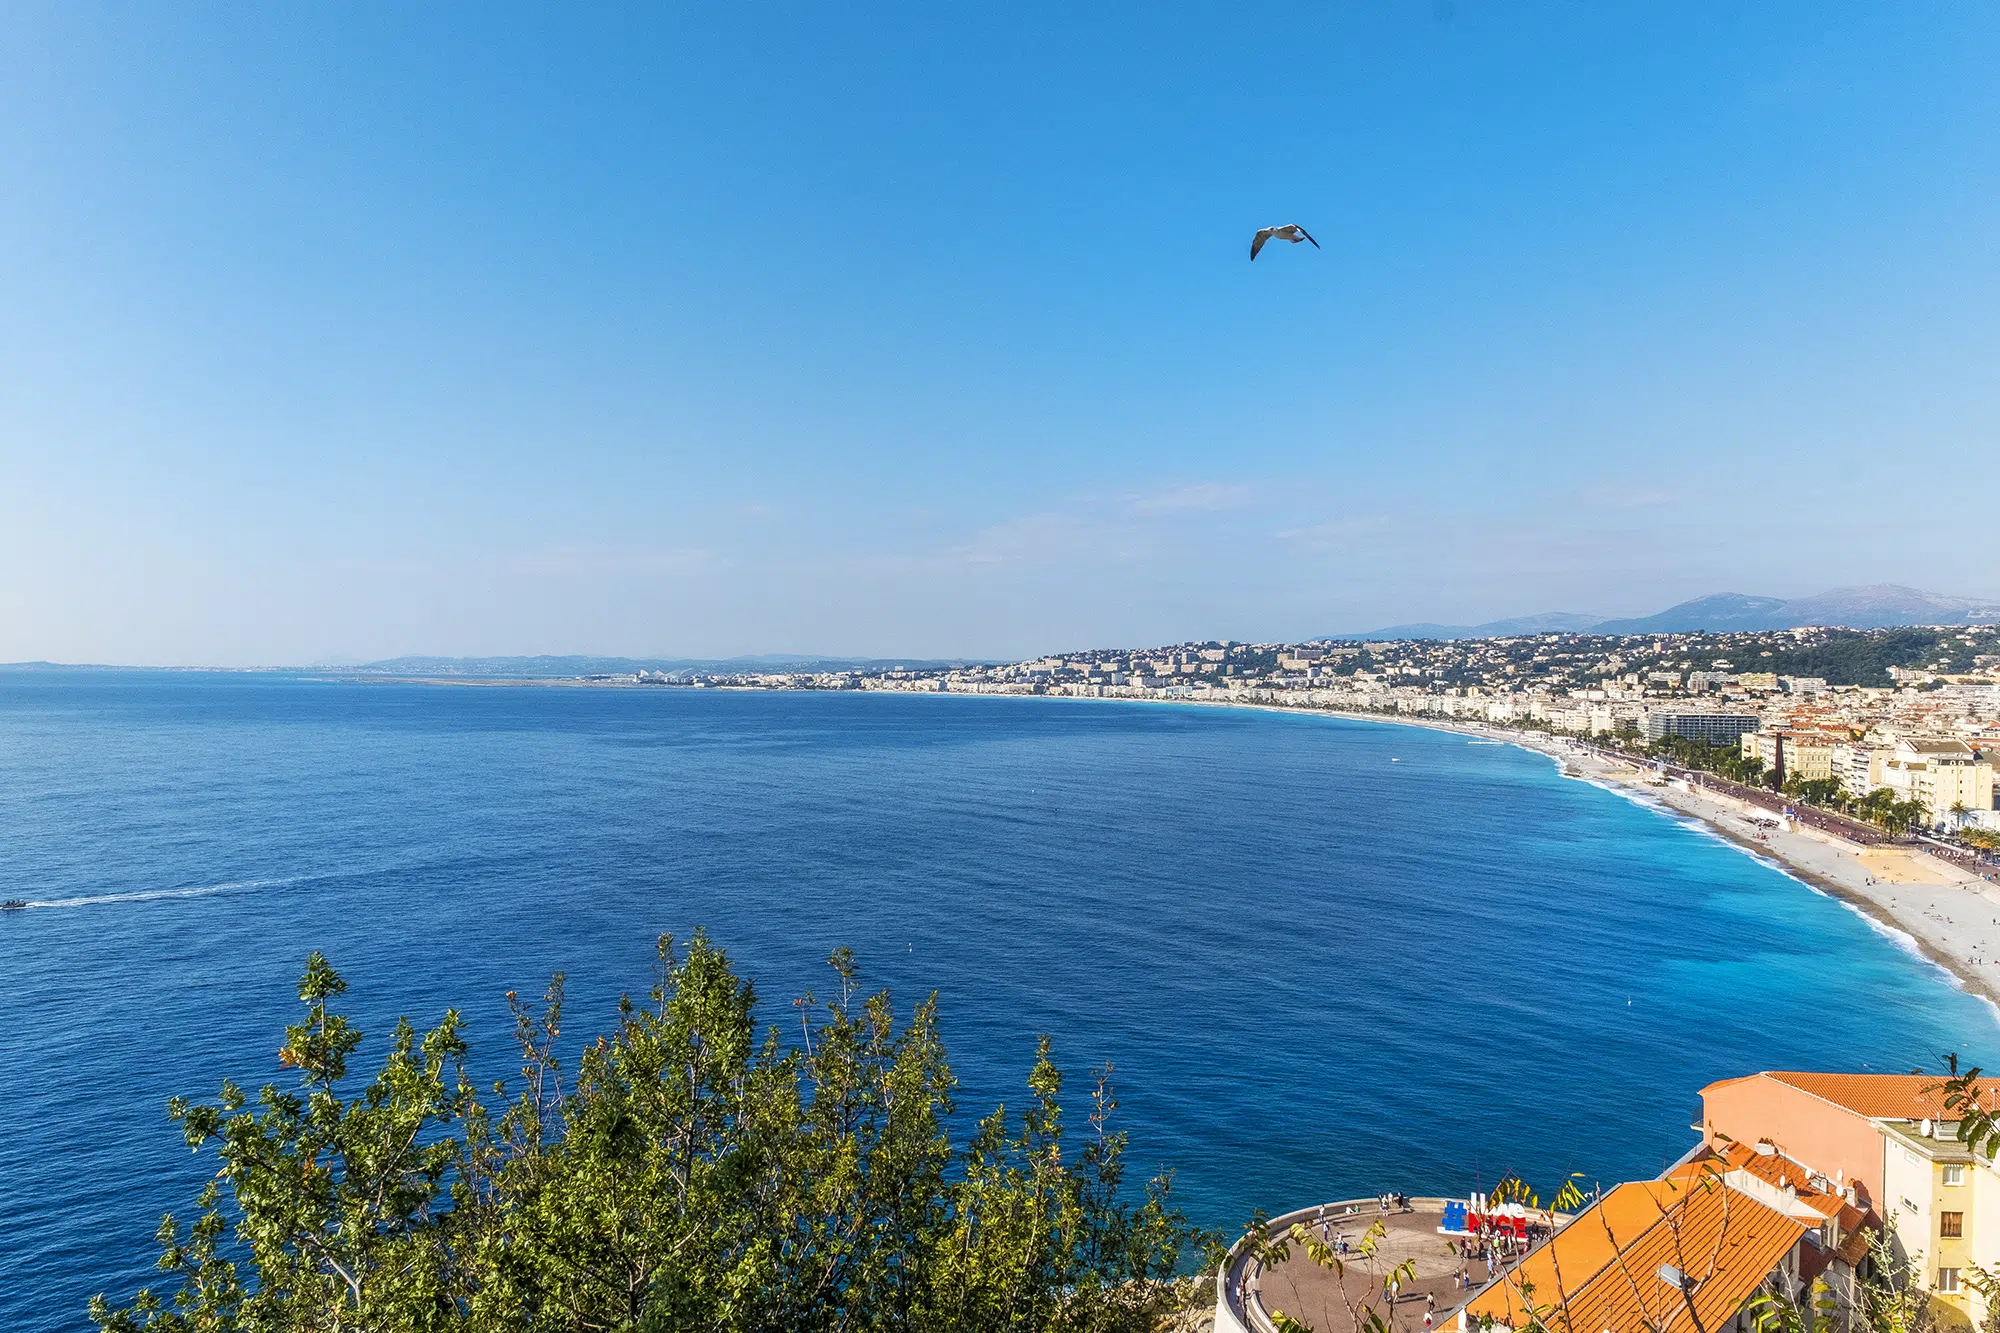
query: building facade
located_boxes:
[1700,1071,2000,1330]
[1880,740,1996,826]
[1646,710,1762,746]
[1741,730,1839,783]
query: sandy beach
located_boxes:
[1567,741,2000,1013]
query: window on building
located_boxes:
[1944,1164,1966,1186]
[1940,1268,1962,1294]
[1942,1212,1964,1238]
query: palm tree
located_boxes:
[1889,797,1930,835]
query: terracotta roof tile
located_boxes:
[1463,1176,1807,1333]
[1692,1142,1854,1221]
[1759,1072,2000,1122]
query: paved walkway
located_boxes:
[1247,1201,1532,1333]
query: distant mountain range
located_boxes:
[1337,584,2000,641]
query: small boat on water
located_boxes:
[1,899,27,911]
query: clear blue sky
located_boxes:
[4,5,1997,664]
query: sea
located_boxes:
[2,671,1992,1329]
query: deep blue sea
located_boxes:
[2,672,1992,1329]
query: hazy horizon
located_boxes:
[6,578,1993,670]
[5,6,1998,665]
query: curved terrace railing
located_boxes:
[1215,1196,1456,1333]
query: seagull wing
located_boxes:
[1296,225,1320,249]
[1251,228,1271,261]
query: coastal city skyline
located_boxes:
[5,7,2000,665]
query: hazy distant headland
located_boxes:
[4,582,1995,679]
[0,654,1000,679]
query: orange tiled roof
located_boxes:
[1688,1142,1847,1221]
[1743,1072,2000,1122]
[1834,1208,1875,1267]
[1463,1176,1807,1333]
[1462,1182,1676,1328]
[1679,1145,1880,1254]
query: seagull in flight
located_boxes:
[1251,224,1319,261]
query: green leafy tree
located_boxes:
[91,951,478,1333]
[1748,1275,1841,1333]
[1854,788,1931,836]
[1856,1227,1938,1333]
[1781,776,1843,807]
[94,935,1212,1333]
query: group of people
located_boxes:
[1452,1228,1528,1288]
[1449,1248,1509,1283]
[1256,1194,1525,1332]
[1309,1204,1355,1253]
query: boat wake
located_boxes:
[21,876,303,911]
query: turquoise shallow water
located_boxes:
[1,672,1991,1329]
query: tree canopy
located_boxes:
[93,934,1214,1333]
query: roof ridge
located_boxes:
[1555,1181,1802,1333]
[1760,1071,1873,1119]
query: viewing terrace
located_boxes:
[1217,1196,1563,1333]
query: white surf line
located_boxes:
[1015,694,2000,1025]
[1764,860,2000,1028]
[1331,711,2000,1030]
[1553,764,2000,1029]
[24,875,304,910]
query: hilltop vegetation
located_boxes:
[1738,628,1990,686]
[1602,627,2000,688]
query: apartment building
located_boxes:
[1832,742,1890,798]
[1700,1071,2000,1329]
[1880,739,1997,825]
[1441,1071,2000,1333]
[1646,709,1762,746]
[1741,730,1838,783]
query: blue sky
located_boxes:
[3,5,1997,664]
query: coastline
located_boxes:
[1199,700,2000,1014]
